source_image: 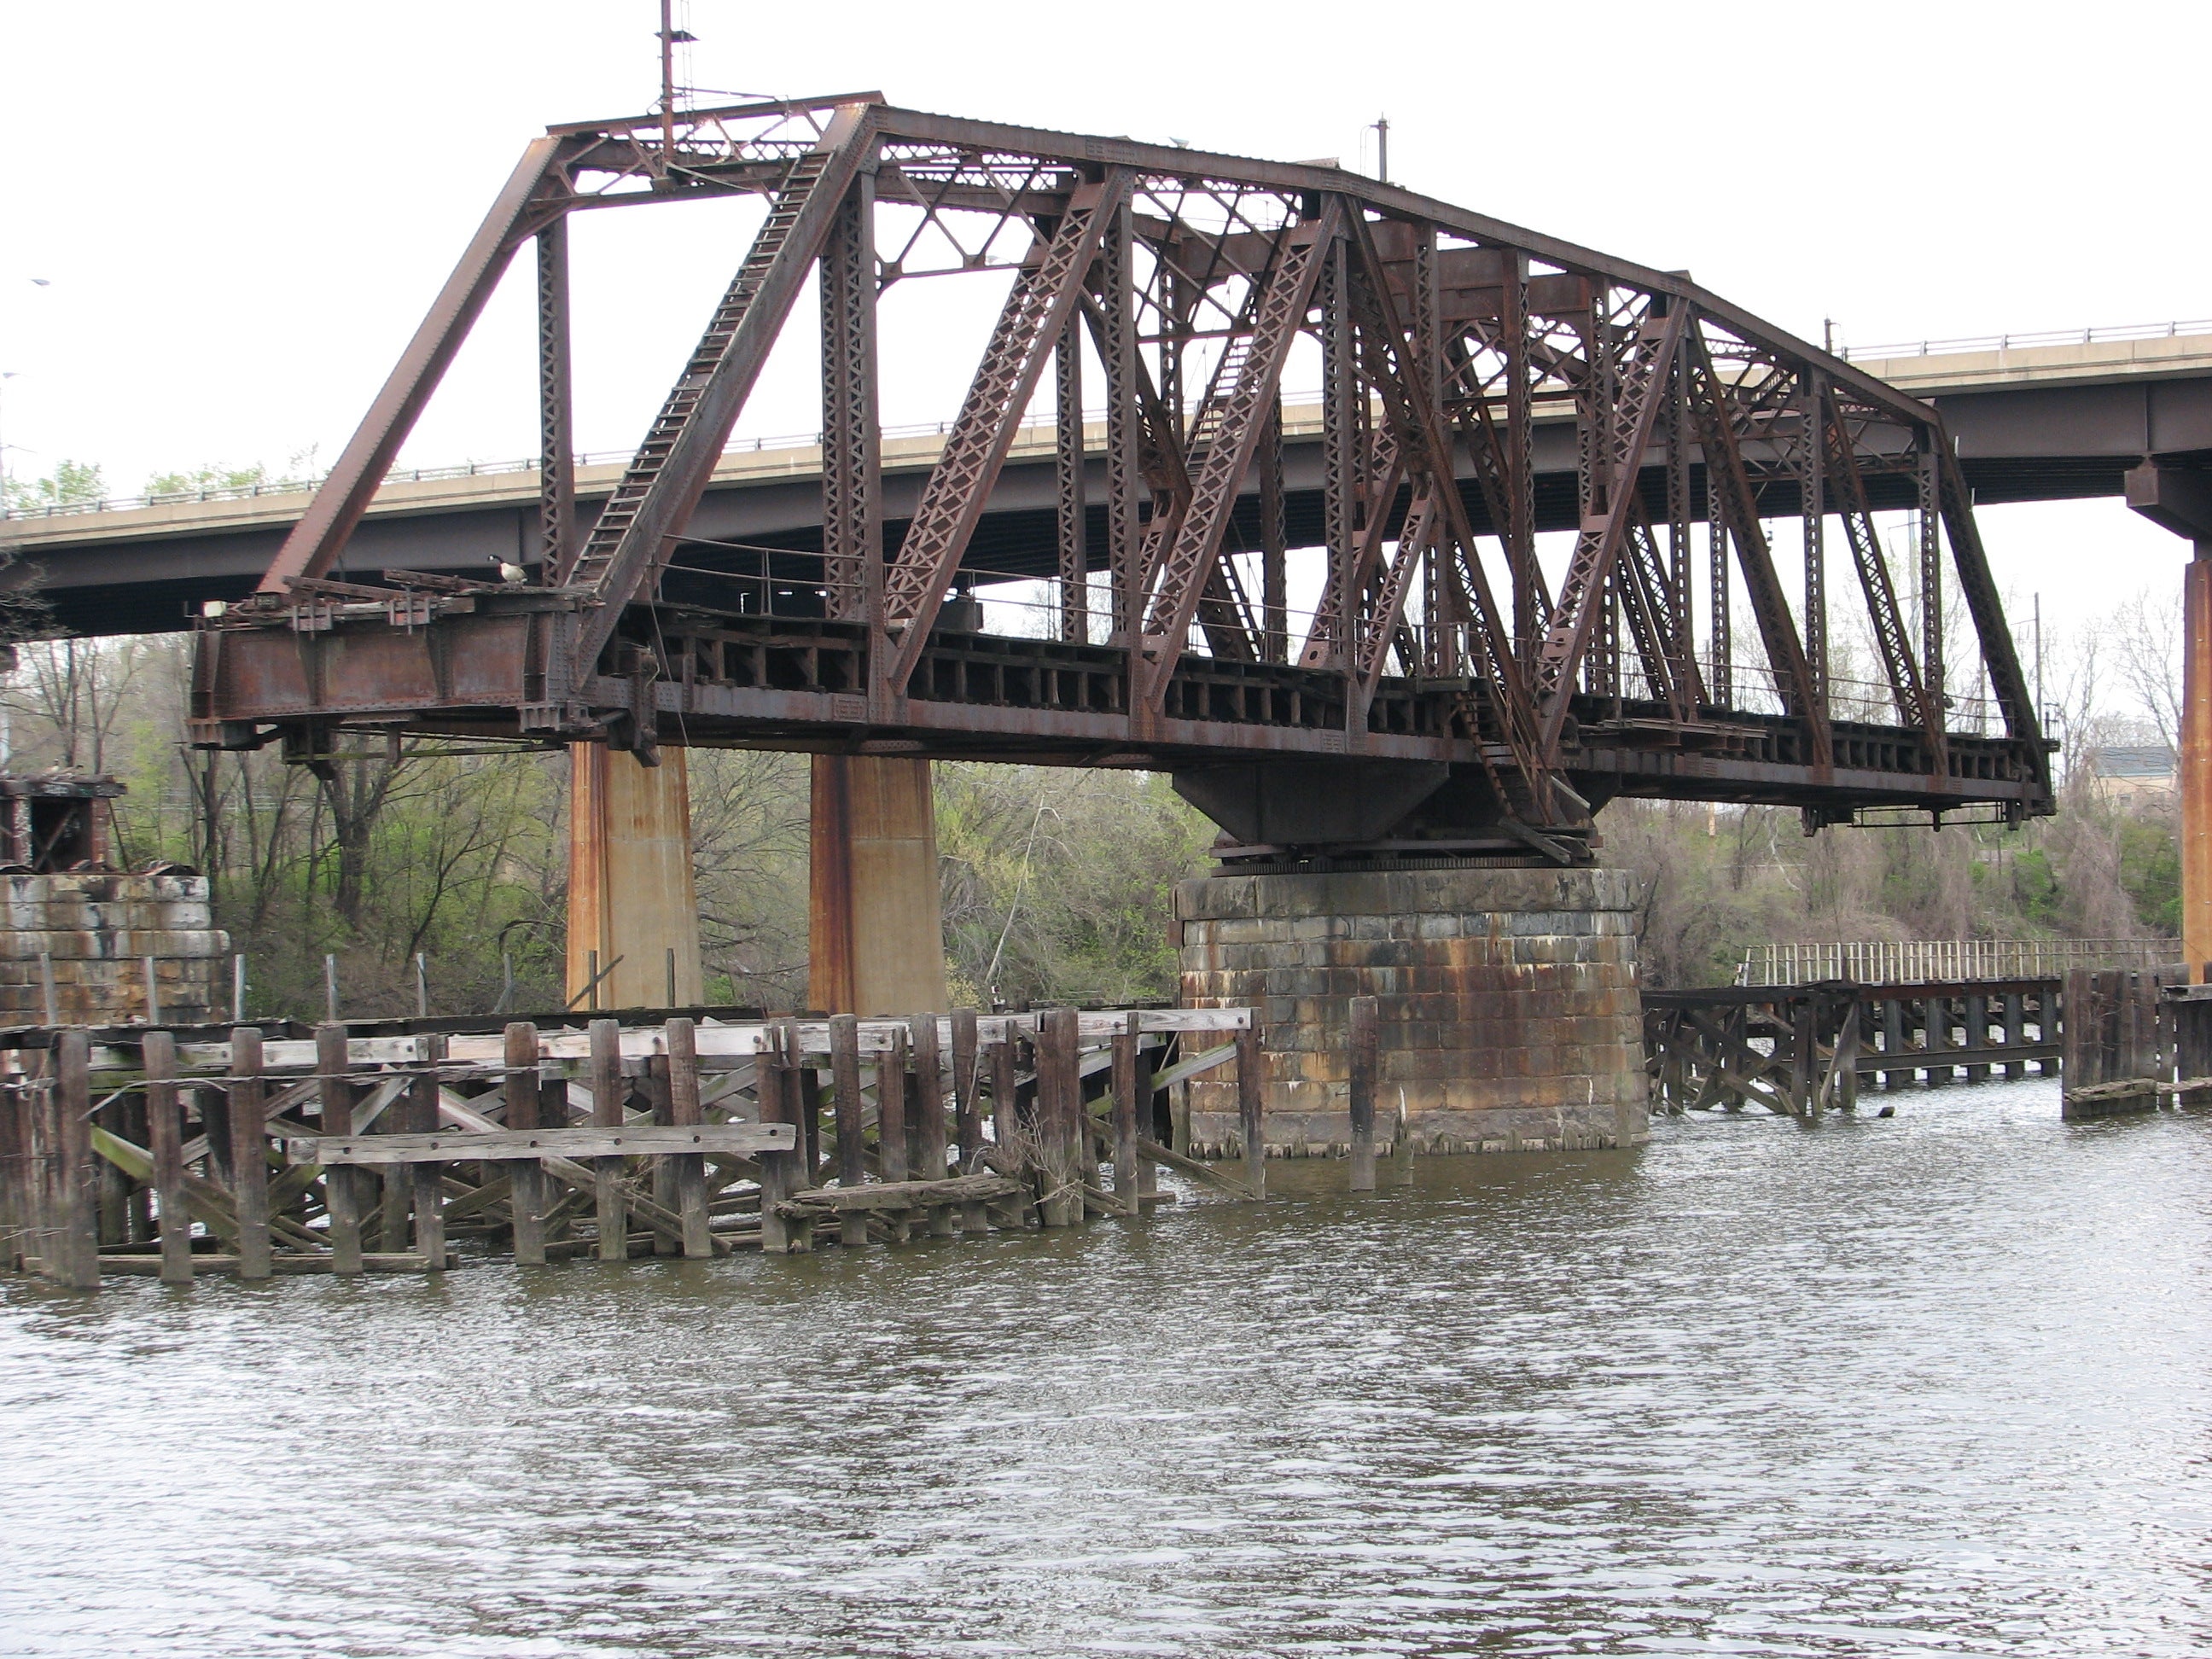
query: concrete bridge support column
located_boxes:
[2186,551,2212,979]
[1177,867,1649,1157]
[808,755,951,1016]
[2126,462,2212,979]
[566,744,703,1010]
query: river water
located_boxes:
[3,1077,2207,1657]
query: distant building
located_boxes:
[2086,744,2177,804]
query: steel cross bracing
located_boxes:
[190,96,2055,859]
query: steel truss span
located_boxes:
[189,96,2053,862]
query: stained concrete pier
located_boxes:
[1177,867,1648,1155]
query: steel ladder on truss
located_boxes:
[558,148,836,595]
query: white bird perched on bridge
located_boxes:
[492,556,528,585]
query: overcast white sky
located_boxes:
[0,0,2202,710]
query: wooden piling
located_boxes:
[2061,969,2093,1093]
[663,1017,712,1260]
[757,1023,810,1254]
[1964,992,1989,1083]
[1034,1008,1080,1227]
[2001,992,2026,1081]
[830,1013,870,1248]
[229,1027,271,1280]
[411,1033,446,1271]
[1880,997,1908,1089]
[950,1008,986,1231]
[1789,997,1817,1115]
[50,1030,99,1289]
[909,1014,954,1237]
[0,1077,28,1272]
[1348,994,1378,1190]
[988,1033,1021,1159]
[1236,1019,1266,1198]
[315,1023,361,1275]
[143,1030,190,1284]
[879,1028,911,1241]
[2176,989,2212,1106]
[878,1029,909,1185]
[646,1053,678,1255]
[1110,1012,1141,1206]
[504,1022,546,1266]
[589,1017,627,1261]
[1829,995,1860,1110]
[1132,1031,1159,1208]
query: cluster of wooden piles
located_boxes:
[0,1007,1261,1290]
[1644,980,2065,1116]
[2060,968,2186,1118]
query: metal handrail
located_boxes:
[1840,317,2212,364]
[1738,937,2181,987]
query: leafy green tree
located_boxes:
[3,458,105,512]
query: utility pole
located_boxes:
[1372,115,1390,183]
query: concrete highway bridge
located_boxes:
[7,93,2209,1103]
[9,323,2212,637]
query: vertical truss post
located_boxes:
[1260,397,1287,664]
[1666,343,1694,701]
[1802,370,1828,713]
[1823,387,1940,752]
[1096,200,1141,643]
[1685,333,1829,767]
[1935,439,2049,792]
[1055,324,1088,643]
[257,135,569,594]
[565,106,878,674]
[1159,262,1187,447]
[882,171,1130,693]
[1598,578,1621,699]
[1575,293,1608,696]
[1135,208,1337,712]
[1318,236,1356,667]
[1410,229,1442,680]
[1919,434,1944,725]
[820,172,880,628]
[1411,227,1441,419]
[1532,305,1690,748]
[1708,486,1732,706]
[535,214,575,575]
[1502,252,1540,661]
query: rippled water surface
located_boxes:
[4,1079,2209,1656]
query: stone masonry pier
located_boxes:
[1177,867,1648,1156]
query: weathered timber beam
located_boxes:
[285,1124,797,1165]
[778,1172,1023,1214]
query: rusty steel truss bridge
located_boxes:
[186,94,2054,864]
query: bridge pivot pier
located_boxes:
[1178,867,1648,1156]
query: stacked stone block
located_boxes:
[1177,867,1647,1155]
[0,870,230,1026]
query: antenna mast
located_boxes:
[655,2,696,157]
